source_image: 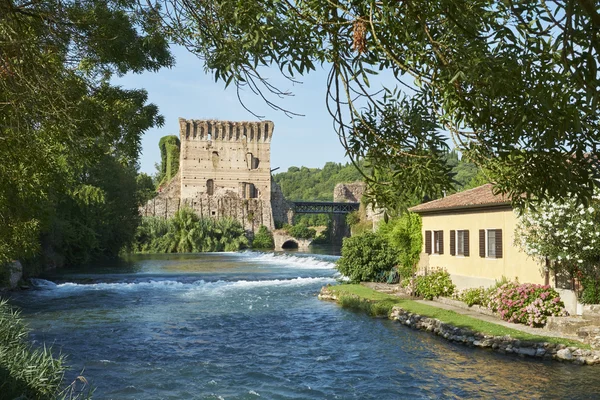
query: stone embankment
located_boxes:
[319,286,600,365]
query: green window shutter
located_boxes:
[450,230,456,256]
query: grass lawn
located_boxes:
[328,284,588,349]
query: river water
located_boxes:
[7,250,600,399]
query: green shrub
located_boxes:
[580,278,600,304]
[377,212,422,280]
[285,223,316,239]
[415,270,455,300]
[252,225,274,249]
[346,211,360,226]
[351,220,373,236]
[312,224,331,244]
[336,232,399,282]
[456,287,486,307]
[0,300,91,399]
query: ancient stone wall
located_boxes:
[333,182,366,203]
[141,192,273,232]
[270,180,293,227]
[141,119,287,230]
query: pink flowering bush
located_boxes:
[488,282,568,327]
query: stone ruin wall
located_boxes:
[333,181,385,229]
[270,180,293,227]
[179,119,273,202]
[141,119,292,231]
[333,181,366,203]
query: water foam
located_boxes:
[29,276,335,295]
[240,251,337,270]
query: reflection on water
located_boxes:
[9,251,600,399]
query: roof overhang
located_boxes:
[411,202,513,216]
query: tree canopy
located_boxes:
[273,162,364,201]
[1,0,173,264]
[154,0,600,211]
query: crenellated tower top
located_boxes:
[178,118,274,143]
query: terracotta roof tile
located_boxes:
[409,184,511,213]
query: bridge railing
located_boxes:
[291,201,360,214]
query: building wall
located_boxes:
[419,207,546,289]
[179,119,273,202]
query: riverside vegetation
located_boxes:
[3,0,600,395]
[321,285,600,365]
[132,208,248,253]
[334,211,570,331]
[0,300,91,399]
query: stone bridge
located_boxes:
[272,231,312,251]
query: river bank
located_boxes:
[319,284,600,365]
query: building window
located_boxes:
[206,179,214,195]
[479,229,503,258]
[246,152,259,170]
[433,231,444,254]
[241,182,257,199]
[487,230,496,258]
[450,230,469,257]
[425,230,443,254]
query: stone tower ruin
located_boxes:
[142,118,291,231]
[179,119,273,202]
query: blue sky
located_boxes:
[113,46,350,176]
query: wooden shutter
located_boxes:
[495,229,503,259]
[425,230,432,254]
[479,229,485,258]
[438,230,444,254]
[450,230,456,256]
[464,230,470,257]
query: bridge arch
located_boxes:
[281,239,299,249]
[273,231,312,251]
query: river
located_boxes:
[7,250,600,399]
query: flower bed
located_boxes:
[488,282,568,327]
[454,282,568,328]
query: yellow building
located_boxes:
[409,184,547,290]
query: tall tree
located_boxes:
[155,0,600,210]
[0,0,173,264]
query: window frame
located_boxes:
[433,230,443,255]
[456,229,466,256]
[486,229,496,258]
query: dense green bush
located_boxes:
[336,232,399,282]
[0,300,91,399]
[455,287,487,307]
[345,211,361,227]
[252,226,274,249]
[132,208,248,253]
[293,213,330,227]
[284,223,316,239]
[580,277,600,304]
[378,212,422,280]
[415,270,455,300]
